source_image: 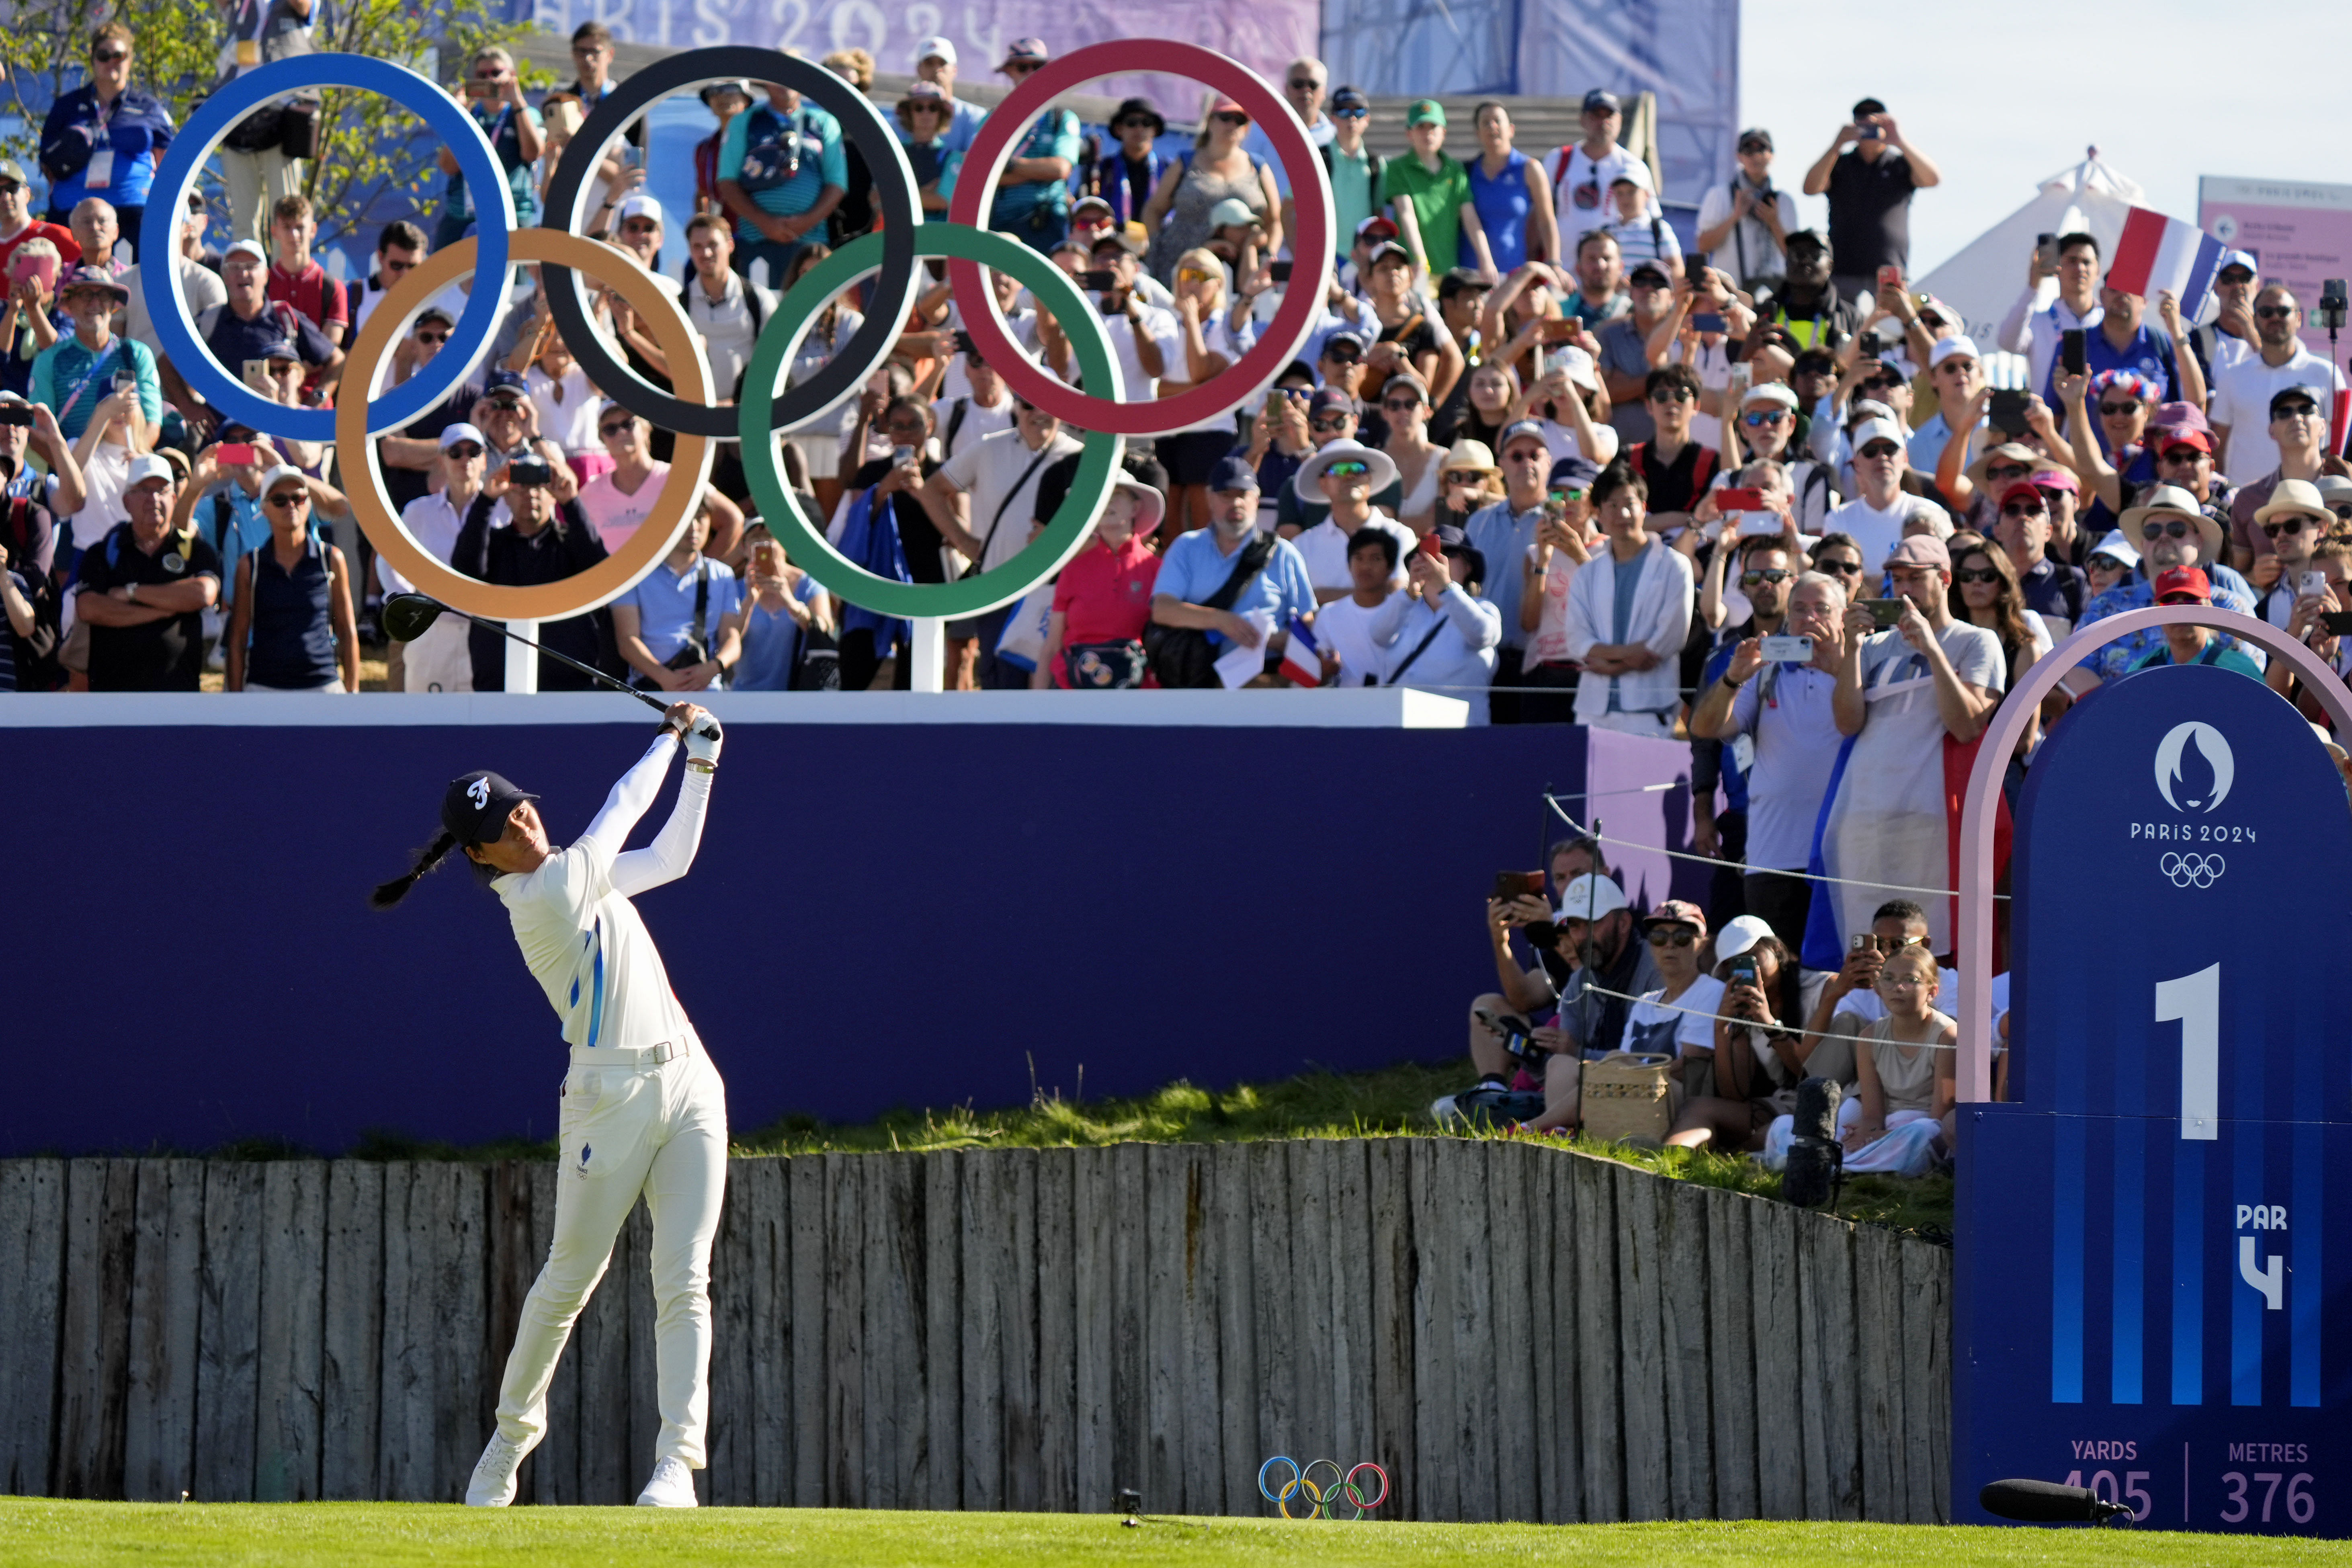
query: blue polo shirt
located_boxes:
[1463,500,1541,651]
[2041,323,2180,417]
[1154,527,1315,648]
[730,576,826,690]
[623,554,743,666]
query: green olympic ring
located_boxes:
[739,223,1123,620]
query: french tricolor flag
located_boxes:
[1278,616,1324,687]
[2106,206,2227,321]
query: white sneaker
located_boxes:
[1430,1095,1461,1126]
[465,1430,536,1507]
[636,1455,699,1507]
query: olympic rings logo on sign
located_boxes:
[1257,1456,1389,1519]
[2160,852,2226,889]
[134,43,1313,629]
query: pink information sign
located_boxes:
[2199,174,2352,361]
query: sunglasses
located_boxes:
[2161,446,2209,462]
[445,444,484,459]
[1738,141,1770,154]
[1860,377,1904,393]
[621,220,661,234]
[1442,471,1487,486]
[1740,568,1793,586]
[1310,413,1352,430]
[1323,460,1371,478]
[2097,402,2142,418]
[92,47,127,62]
[1741,410,1789,427]
[1865,933,1929,954]
[1649,387,1695,404]
[265,490,309,508]
[2140,519,2193,540]
[1012,399,1040,414]
[1984,463,2030,482]
[1382,397,1422,412]
[1955,566,2002,584]
[909,104,943,115]
[1999,500,2046,519]
[1115,119,1155,130]
[2274,405,2319,420]
[415,330,449,345]
[1333,107,1368,119]
[1176,268,1217,285]
[1288,78,1322,90]
[0,182,20,198]
[1859,442,1900,459]
[2156,593,2207,606]
[1548,488,1585,504]
[1213,111,1250,127]
[1817,558,1862,576]
[2261,516,2314,536]
[2256,305,2299,320]
[1645,928,1699,949]
[598,421,636,438]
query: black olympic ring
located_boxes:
[2159,851,2225,889]
[538,46,921,437]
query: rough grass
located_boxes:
[2,1501,2344,1568]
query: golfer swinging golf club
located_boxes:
[370,699,727,1509]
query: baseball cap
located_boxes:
[253,335,299,363]
[1366,240,1414,270]
[1381,371,1429,404]
[0,158,27,185]
[1626,260,1671,287]
[1438,267,1491,300]
[1330,86,1368,113]
[1928,334,1980,369]
[1884,534,1950,570]
[1735,127,1773,152]
[438,422,487,452]
[1582,89,1621,114]
[913,35,957,66]
[2153,565,2212,604]
[442,771,539,849]
[2159,427,2215,456]
[1549,455,1601,490]
[1088,225,1145,258]
[1552,344,1598,391]
[1319,330,1367,362]
[1405,100,1445,128]
[124,453,174,490]
[2270,385,2324,417]
[2218,248,2258,278]
[224,238,268,263]
[1851,416,1907,454]
[699,78,753,106]
[1996,479,2050,510]
[1557,873,1628,923]
[999,37,1048,69]
[1498,418,1549,454]
[1715,914,1776,964]
[1070,193,1112,217]
[256,463,308,498]
[1640,899,1707,935]
[1354,215,1398,242]
[1206,197,1261,231]
[1306,386,1354,418]
[2088,529,2137,566]
[2030,467,2079,496]
[484,368,528,400]
[1848,399,1896,428]
[1208,454,1260,494]
[414,304,457,330]
[1740,381,1800,412]
[615,193,663,227]
[1852,97,1888,118]
[1609,160,1653,192]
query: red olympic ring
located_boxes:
[945,40,1333,437]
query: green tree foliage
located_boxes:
[0,0,548,244]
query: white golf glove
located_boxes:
[684,715,723,767]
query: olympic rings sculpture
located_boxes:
[133,43,1324,628]
[2160,851,2225,889]
[1258,1456,1389,1519]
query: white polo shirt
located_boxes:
[2209,346,2350,485]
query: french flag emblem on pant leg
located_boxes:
[2106,206,2226,322]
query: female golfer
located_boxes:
[371,700,726,1509]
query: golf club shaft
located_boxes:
[457,609,672,713]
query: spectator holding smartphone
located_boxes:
[1666,920,1797,1152]
[1771,941,1953,1175]
[1694,129,1795,293]
[1995,232,2102,399]
[1518,454,1600,721]
[1368,524,1500,714]
[1800,99,1940,310]
[33,265,155,444]
[1821,416,1949,575]
[435,48,544,248]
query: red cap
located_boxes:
[2153,565,2212,604]
[2160,428,2215,456]
[1997,480,2049,509]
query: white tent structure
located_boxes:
[1915,152,2145,383]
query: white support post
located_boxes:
[909,617,944,694]
[504,619,539,694]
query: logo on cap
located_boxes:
[2155,721,2232,814]
[467,777,491,809]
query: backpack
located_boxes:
[736,105,810,197]
[1319,143,1384,214]
[0,496,59,686]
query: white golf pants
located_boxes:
[493,1041,729,1468]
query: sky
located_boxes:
[1741,0,2348,277]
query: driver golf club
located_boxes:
[381,592,668,713]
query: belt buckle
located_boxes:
[651,1040,678,1065]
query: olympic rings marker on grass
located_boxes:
[334,230,715,624]
[738,223,1122,621]
[1257,1455,1389,1519]
[539,47,922,439]
[945,41,1334,437]
[144,55,513,443]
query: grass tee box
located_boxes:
[5,1502,2350,1567]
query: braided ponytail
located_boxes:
[370,830,460,910]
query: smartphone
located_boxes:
[1690,311,1727,335]
[1715,487,1765,513]
[1988,388,2032,433]
[0,405,33,428]
[1537,318,1578,343]
[1684,254,1706,285]
[1492,870,1545,901]
[1269,259,1294,284]
[1876,264,1902,296]
[1729,954,1759,988]
[1864,597,1906,628]
[2060,328,2086,376]
[1078,269,1119,291]
[2036,232,2058,269]
[1418,529,1444,561]
[8,249,55,295]
[951,328,977,357]
[1760,634,1813,662]
[242,358,274,392]
[891,444,917,467]
[217,441,257,466]
[1851,933,1875,953]
[622,145,643,171]
[112,371,136,395]
[2301,571,2329,598]
[2322,611,2352,636]
[1858,122,1883,142]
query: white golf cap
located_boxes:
[1928,334,1981,369]
[2088,528,2138,566]
[615,193,663,226]
[1554,344,1598,391]
[914,35,957,66]
[1851,416,1908,453]
[224,238,267,263]
[1848,398,1896,427]
[1714,914,1776,964]
[1740,381,1800,412]
[1556,873,1629,923]
[257,463,308,496]
[125,453,174,489]
[438,422,486,451]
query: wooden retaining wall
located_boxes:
[0,1140,1950,1521]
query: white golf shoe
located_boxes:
[636,1455,699,1507]
[464,1430,535,1507]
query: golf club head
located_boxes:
[381,594,448,642]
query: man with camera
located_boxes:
[451,455,615,692]
[1694,128,1795,293]
[611,500,744,695]
[1800,98,1941,310]
[1077,227,1177,402]
[1996,232,2102,400]
[2210,286,2349,488]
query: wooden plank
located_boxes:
[624,1197,660,1499]
[999,1151,1043,1513]
[823,1153,865,1509]
[253,1162,326,1502]
[480,1164,535,1502]
[572,1184,633,1504]
[859,1154,900,1509]
[527,1162,582,1506]
[374,1163,427,1500]
[319,1162,383,1501]
[1211,1142,1259,1519]
[705,1158,754,1507]
[1704,1189,1758,1521]
[889,1152,931,1510]
[955,1150,1002,1511]
[1747,1197,1803,1519]
[1656,1179,1714,1521]
[55,1158,135,1499]
[1366,1140,1416,1522]
[1247,1140,1296,1518]
[743,1159,793,1508]
[1404,1138,1453,1523]
[1853,1224,1907,1523]
[1284,1142,1335,1489]
[1904,1241,1952,1525]
[0,1160,66,1496]
[1796,1212,1862,1520]
[1611,1164,1670,1521]
[1484,1144,1538,1523]
[1571,1154,1622,1522]
[1542,1150,1583,1523]
[1070,1148,1110,1515]
[1035,1148,1078,1513]
[1170,1145,1221,1517]
[1107,1142,1148,1512]
[787,1156,826,1507]
[1443,1142,1500,1523]
[194,1163,264,1502]
[123,1160,205,1502]
[1141,1144,1188,1515]
[922,1151,962,1511]
[1327,1142,1375,1485]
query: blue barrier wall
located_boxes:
[4,713,1699,1154]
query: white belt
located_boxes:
[570,1037,688,1069]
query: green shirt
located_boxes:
[1326,145,1378,259]
[1385,152,1470,272]
[2127,639,2265,679]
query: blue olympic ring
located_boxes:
[143,55,513,443]
[1257,1455,1389,1519]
